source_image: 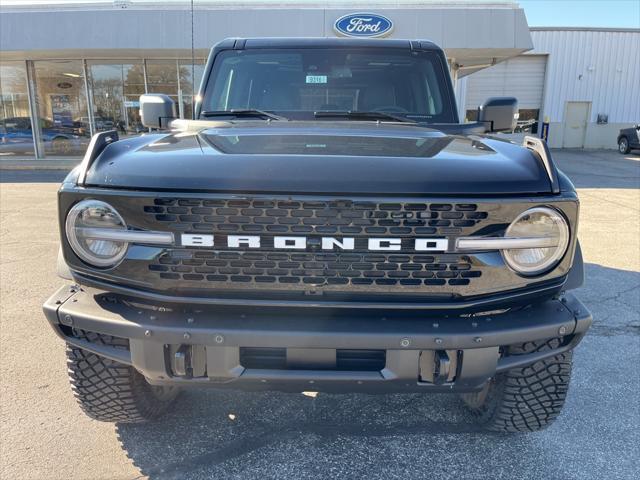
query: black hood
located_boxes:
[84,121,553,195]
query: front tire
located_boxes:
[618,137,631,154]
[66,331,179,423]
[462,337,573,432]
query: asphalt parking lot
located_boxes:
[1,149,639,479]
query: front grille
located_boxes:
[136,197,493,294]
[149,250,481,288]
[143,199,488,237]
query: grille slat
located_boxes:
[146,199,486,237]
[152,250,481,288]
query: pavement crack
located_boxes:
[588,324,640,337]
[587,283,640,304]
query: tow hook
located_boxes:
[173,345,192,377]
[419,350,459,385]
[169,344,207,378]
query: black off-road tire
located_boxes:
[462,337,573,433]
[618,137,631,154]
[66,331,179,423]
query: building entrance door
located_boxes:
[563,101,590,148]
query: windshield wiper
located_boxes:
[200,109,287,121]
[314,110,416,123]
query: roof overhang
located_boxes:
[1,2,533,75]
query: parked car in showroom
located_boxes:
[617,124,640,154]
[0,117,83,155]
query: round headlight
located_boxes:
[65,200,128,267]
[502,207,570,275]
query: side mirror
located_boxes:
[140,94,176,129]
[478,97,518,132]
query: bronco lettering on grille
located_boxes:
[180,234,448,252]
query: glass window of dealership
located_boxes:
[0,58,205,158]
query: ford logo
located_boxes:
[334,13,393,38]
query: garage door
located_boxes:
[465,55,547,112]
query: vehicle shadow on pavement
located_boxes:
[116,390,483,478]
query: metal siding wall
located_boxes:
[464,55,547,110]
[531,29,640,123]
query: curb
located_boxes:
[0,162,78,171]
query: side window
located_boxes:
[422,63,443,115]
[209,64,235,110]
[220,68,234,110]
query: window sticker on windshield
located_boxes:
[306,75,327,84]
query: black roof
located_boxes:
[217,37,442,52]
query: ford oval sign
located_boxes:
[334,13,393,38]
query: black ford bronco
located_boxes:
[44,38,592,432]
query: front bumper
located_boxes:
[44,285,591,393]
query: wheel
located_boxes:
[66,330,179,423]
[618,137,631,154]
[52,136,72,155]
[461,337,573,432]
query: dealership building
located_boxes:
[1,0,638,160]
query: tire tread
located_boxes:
[462,337,572,432]
[66,331,177,423]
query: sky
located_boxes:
[518,0,640,28]
[1,0,639,29]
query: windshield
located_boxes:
[200,48,456,123]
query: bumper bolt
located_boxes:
[187,317,195,324]
[558,326,567,335]
[183,332,191,340]
[432,322,439,328]
[64,315,73,325]
[215,334,224,344]
[400,338,410,347]
[474,337,483,343]
[434,338,443,345]
[144,330,152,337]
